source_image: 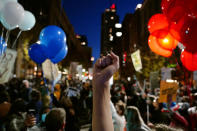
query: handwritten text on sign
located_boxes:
[159,81,178,103]
[0,49,17,84]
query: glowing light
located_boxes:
[166,79,177,83]
[82,69,86,72]
[89,75,93,80]
[37,41,41,44]
[110,4,116,9]
[91,57,95,61]
[158,33,178,50]
[81,42,86,45]
[115,23,122,28]
[163,38,169,44]
[76,35,81,38]
[116,32,122,37]
[109,35,113,41]
[135,4,142,10]
[127,77,131,81]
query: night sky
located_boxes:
[62,0,143,61]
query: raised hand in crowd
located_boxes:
[92,52,119,131]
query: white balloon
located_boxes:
[0,0,17,11]
[1,1,24,30]
[19,11,36,31]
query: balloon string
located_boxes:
[173,49,193,103]
[5,30,10,46]
[50,61,55,93]
[172,49,192,102]
[12,30,22,49]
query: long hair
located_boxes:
[126,106,145,129]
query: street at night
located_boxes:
[0,0,197,131]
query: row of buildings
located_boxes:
[5,0,165,80]
[101,0,164,81]
[13,0,92,78]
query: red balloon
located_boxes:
[169,17,185,42]
[148,14,169,34]
[148,35,172,57]
[181,50,197,71]
[179,16,197,53]
[152,29,178,50]
[185,0,197,17]
[152,29,168,39]
[161,0,175,14]
[161,0,189,22]
[157,33,178,50]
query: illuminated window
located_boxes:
[109,35,113,41]
[81,42,86,45]
[91,57,95,61]
[115,23,122,28]
[116,32,122,37]
[109,28,112,33]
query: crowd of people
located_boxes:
[0,52,197,131]
[0,76,93,131]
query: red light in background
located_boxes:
[123,52,127,62]
[110,4,116,9]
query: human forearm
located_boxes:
[93,83,113,131]
[92,52,119,131]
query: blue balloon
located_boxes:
[28,43,47,64]
[51,44,68,64]
[39,25,66,59]
[0,37,7,56]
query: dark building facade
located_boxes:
[76,34,88,46]
[120,0,162,80]
[100,4,122,55]
[14,0,92,77]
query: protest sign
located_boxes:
[150,71,160,89]
[159,81,178,103]
[0,49,17,84]
[42,59,59,81]
[131,50,142,72]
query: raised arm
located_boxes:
[92,52,119,131]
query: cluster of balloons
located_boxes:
[28,25,68,64]
[148,0,197,71]
[0,0,36,31]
